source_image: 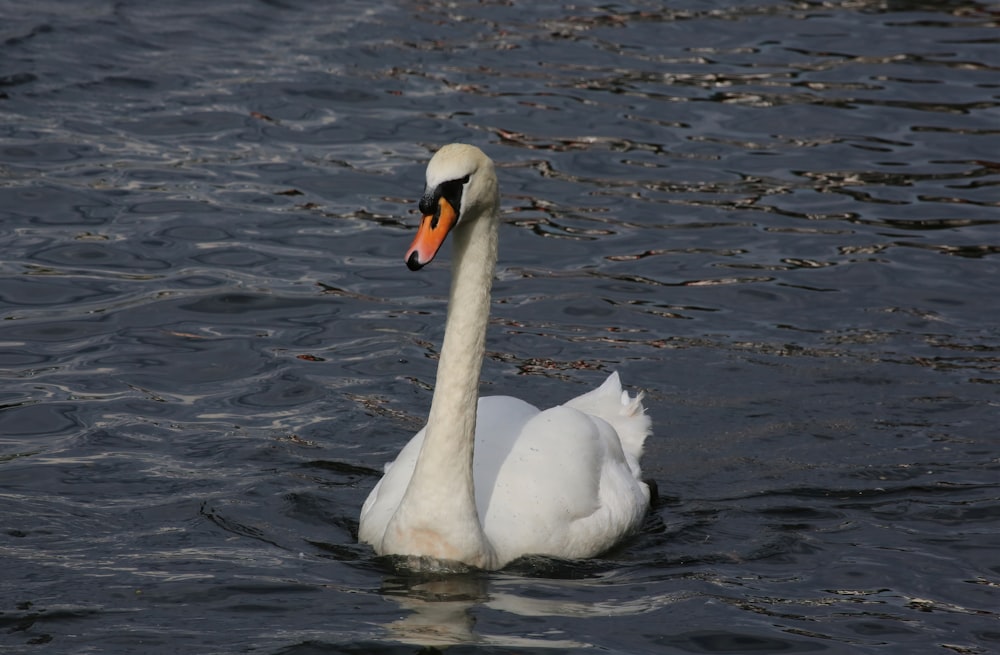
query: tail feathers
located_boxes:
[564,371,651,463]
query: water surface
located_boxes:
[1,1,998,653]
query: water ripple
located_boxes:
[1,0,998,653]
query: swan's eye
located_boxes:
[440,175,470,195]
[418,175,471,229]
[438,175,470,222]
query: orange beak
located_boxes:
[405,196,459,270]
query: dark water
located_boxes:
[2,0,998,652]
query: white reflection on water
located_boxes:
[379,571,691,648]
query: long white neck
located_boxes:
[381,197,499,568]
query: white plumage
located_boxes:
[358,144,652,570]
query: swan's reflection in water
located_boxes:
[380,574,495,648]
[378,562,686,649]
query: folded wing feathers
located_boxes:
[564,372,651,464]
[621,388,644,416]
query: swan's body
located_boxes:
[358,144,652,570]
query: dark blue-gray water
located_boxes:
[2,1,998,653]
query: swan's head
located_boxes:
[405,143,497,271]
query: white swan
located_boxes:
[358,144,652,570]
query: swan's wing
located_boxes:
[563,371,651,470]
[481,403,650,565]
[470,396,542,515]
